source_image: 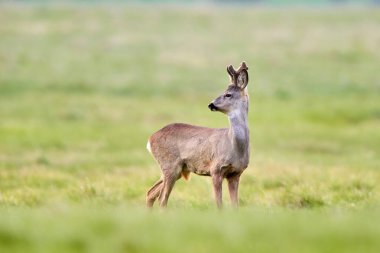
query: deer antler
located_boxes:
[227,65,237,84]
[227,62,248,85]
[236,61,248,73]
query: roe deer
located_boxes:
[146,62,250,208]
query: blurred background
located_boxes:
[0,0,379,252]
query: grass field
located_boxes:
[0,4,380,252]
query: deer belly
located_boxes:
[193,170,211,176]
[182,160,211,177]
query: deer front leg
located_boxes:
[227,173,240,208]
[212,173,223,209]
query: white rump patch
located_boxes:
[146,139,152,154]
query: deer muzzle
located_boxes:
[208,103,218,111]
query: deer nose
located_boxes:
[208,103,218,111]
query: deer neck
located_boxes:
[227,103,249,154]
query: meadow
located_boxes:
[0,4,380,252]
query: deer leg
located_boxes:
[159,173,178,208]
[227,174,240,208]
[212,173,223,209]
[146,178,163,208]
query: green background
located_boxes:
[0,2,379,253]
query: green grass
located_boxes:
[0,4,379,253]
[1,207,380,253]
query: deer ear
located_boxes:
[236,69,248,89]
[227,65,236,83]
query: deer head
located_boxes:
[208,62,249,114]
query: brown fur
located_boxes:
[146,62,250,208]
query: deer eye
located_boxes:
[225,94,232,98]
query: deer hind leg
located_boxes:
[146,178,163,208]
[159,165,181,208]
